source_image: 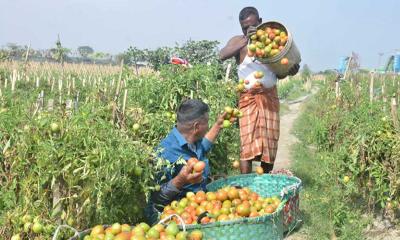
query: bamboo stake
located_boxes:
[370,73,374,103]
[335,81,340,99]
[383,97,387,112]
[225,63,232,82]
[114,59,124,100]
[47,99,54,112]
[74,91,79,112]
[122,89,128,115]
[24,43,31,63]
[392,74,395,87]
[11,69,17,92]
[51,78,55,93]
[65,99,73,117]
[67,81,71,96]
[58,79,63,104]
[391,97,399,130]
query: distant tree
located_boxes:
[89,52,111,64]
[50,36,71,65]
[302,64,312,81]
[144,47,172,71]
[115,53,127,65]
[125,47,146,64]
[124,47,147,74]
[6,43,26,58]
[0,49,10,61]
[77,46,94,58]
[174,40,220,65]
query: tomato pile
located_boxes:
[86,222,203,240]
[160,187,281,225]
[247,26,288,59]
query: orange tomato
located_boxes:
[232,160,240,169]
[216,190,228,201]
[264,205,275,214]
[228,188,239,200]
[187,157,199,166]
[193,161,206,173]
[255,166,264,175]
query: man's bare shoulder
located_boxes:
[228,35,245,42]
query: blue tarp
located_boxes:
[394,54,400,73]
[338,56,349,74]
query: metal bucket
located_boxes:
[255,21,301,77]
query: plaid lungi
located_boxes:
[238,85,280,163]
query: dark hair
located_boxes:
[177,99,209,124]
[239,7,259,21]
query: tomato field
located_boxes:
[0,44,399,240]
[0,56,306,239]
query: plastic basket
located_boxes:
[206,173,302,234]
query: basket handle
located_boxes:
[280,183,301,199]
[209,174,228,182]
[52,225,80,240]
[285,219,303,237]
[196,211,210,224]
[157,214,186,232]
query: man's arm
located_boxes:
[204,112,228,143]
[219,35,248,61]
[150,164,203,207]
[276,64,300,79]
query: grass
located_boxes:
[280,102,290,115]
[289,97,368,240]
[286,86,309,101]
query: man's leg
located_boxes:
[261,162,274,174]
[240,160,252,174]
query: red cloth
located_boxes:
[171,57,188,65]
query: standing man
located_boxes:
[219,7,300,174]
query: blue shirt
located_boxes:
[145,127,213,224]
[158,127,213,195]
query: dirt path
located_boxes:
[273,99,304,171]
[251,95,309,239]
[275,97,309,240]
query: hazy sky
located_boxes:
[1,0,399,71]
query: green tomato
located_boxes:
[21,214,32,224]
[11,234,21,240]
[134,166,143,176]
[138,222,150,232]
[32,222,44,234]
[165,222,179,236]
[50,122,60,133]
[146,228,160,239]
[132,123,140,131]
[223,120,231,128]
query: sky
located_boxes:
[1,0,399,71]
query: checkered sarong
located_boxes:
[238,85,280,163]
